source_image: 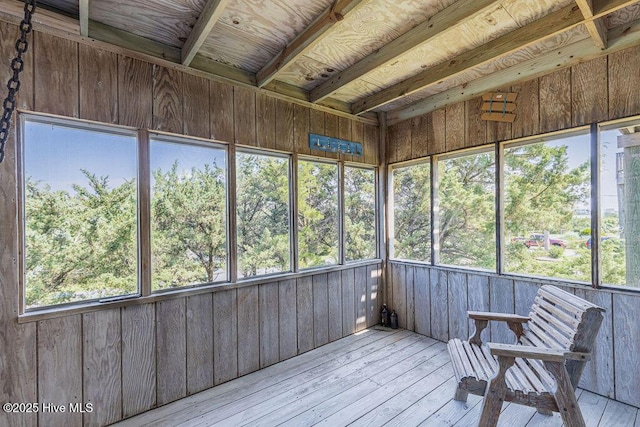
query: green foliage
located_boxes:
[601,238,625,285]
[236,154,290,277]
[504,143,589,236]
[439,152,496,270]
[151,161,227,289]
[503,142,591,277]
[344,167,376,261]
[26,153,378,307]
[602,216,620,234]
[392,163,430,261]
[393,140,596,280]
[297,161,339,268]
[25,173,137,307]
[548,246,564,259]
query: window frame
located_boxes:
[296,155,342,271]
[15,110,387,317]
[499,127,592,284]
[386,119,640,293]
[235,147,294,280]
[19,113,142,312]
[434,145,497,272]
[596,118,640,290]
[148,132,230,293]
[343,161,379,263]
[388,157,432,264]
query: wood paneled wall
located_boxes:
[0,20,381,427]
[4,23,380,164]
[384,43,640,410]
[387,261,640,409]
[4,266,382,427]
[386,46,640,163]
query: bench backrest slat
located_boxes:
[531,306,576,338]
[528,315,573,349]
[523,285,604,388]
[534,296,581,330]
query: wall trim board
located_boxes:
[387,260,640,298]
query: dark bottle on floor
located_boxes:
[390,310,398,329]
[381,304,389,326]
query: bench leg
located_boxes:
[544,361,586,427]
[454,386,468,402]
[479,356,515,427]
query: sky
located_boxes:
[600,129,624,212]
[25,121,137,191]
[508,132,621,212]
[24,121,226,193]
[149,138,226,189]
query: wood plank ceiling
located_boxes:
[8,0,640,124]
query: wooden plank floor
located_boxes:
[112,328,639,427]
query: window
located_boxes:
[297,159,339,269]
[150,138,227,290]
[599,124,639,287]
[23,118,138,308]
[437,149,496,270]
[344,165,376,261]
[503,134,591,282]
[391,162,430,261]
[236,152,291,278]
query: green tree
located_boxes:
[392,163,430,261]
[236,154,290,277]
[151,162,226,289]
[439,152,496,269]
[298,161,339,268]
[503,142,590,279]
[504,143,589,236]
[25,172,137,307]
[345,167,376,260]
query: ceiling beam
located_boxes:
[309,0,496,103]
[0,0,79,35]
[181,0,231,66]
[0,0,375,124]
[352,0,639,115]
[593,0,639,15]
[79,0,89,37]
[0,0,376,124]
[351,4,584,115]
[85,19,377,124]
[575,0,607,48]
[386,17,640,125]
[256,0,365,88]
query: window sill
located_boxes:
[386,259,640,296]
[18,259,383,323]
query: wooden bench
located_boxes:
[447,285,605,427]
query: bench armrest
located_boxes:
[487,343,591,362]
[468,311,530,323]
[467,312,529,346]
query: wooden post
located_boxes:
[544,230,550,251]
[618,132,640,287]
[479,355,515,427]
[544,361,586,427]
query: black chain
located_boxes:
[0,0,36,163]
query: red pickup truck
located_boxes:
[522,234,567,249]
[511,234,567,248]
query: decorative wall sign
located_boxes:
[481,92,517,123]
[308,133,363,156]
